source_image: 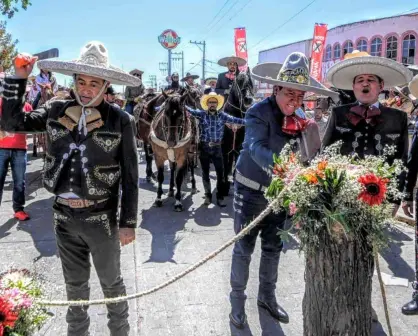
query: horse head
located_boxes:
[182,85,203,109]
[159,94,188,147]
[227,69,254,115]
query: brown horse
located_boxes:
[134,92,167,181]
[32,85,54,157]
[149,93,193,211]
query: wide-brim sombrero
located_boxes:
[181,73,199,82]
[326,52,413,90]
[205,77,217,85]
[251,62,340,101]
[37,60,140,86]
[200,92,225,110]
[218,56,247,67]
[409,75,418,101]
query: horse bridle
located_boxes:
[225,78,252,118]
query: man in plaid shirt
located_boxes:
[186,92,245,207]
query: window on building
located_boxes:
[343,41,353,56]
[324,45,332,61]
[356,39,368,52]
[333,44,341,59]
[370,37,382,56]
[402,34,416,65]
[386,36,398,60]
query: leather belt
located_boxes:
[56,197,108,209]
[235,170,266,192]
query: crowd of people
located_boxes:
[0,40,418,336]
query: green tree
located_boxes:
[0,20,18,71]
[1,0,31,18]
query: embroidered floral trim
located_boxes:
[84,214,111,237]
[47,119,70,142]
[44,157,65,189]
[375,134,383,154]
[53,213,69,232]
[93,165,121,186]
[92,132,122,152]
[125,218,137,226]
[85,173,108,196]
[43,153,56,171]
[336,126,351,133]
[386,134,400,141]
[352,132,363,151]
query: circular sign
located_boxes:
[158,29,181,50]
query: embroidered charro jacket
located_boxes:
[322,102,409,201]
[215,71,236,97]
[403,119,418,201]
[0,77,139,228]
[235,96,304,188]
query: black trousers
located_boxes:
[199,142,225,200]
[53,199,129,336]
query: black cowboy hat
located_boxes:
[181,72,199,82]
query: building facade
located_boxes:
[256,12,418,96]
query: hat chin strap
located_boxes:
[72,76,109,136]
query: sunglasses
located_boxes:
[133,74,142,77]
[208,100,218,105]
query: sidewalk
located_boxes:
[0,150,417,335]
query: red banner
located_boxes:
[309,23,328,83]
[234,27,248,72]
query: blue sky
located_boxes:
[3,0,417,90]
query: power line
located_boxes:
[186,60,202,73]
[250,0,318,51]
[210,0,254,36]
[202,0,241,40]
[205,0,233,31]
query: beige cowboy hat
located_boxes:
[181,72,199,82]
[200,91,225,110]
[251,52,340,101]
[218,55,247,67]
[37,41,141,86]
[409,75,418,101]
[205,77,217,86]
[326,50,413,90]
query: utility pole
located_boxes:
[148,75,157,89]
[159,62,168,76]
[190,40,206,81]
[171,51,184,78]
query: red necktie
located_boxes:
[282,114,307,135]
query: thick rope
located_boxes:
[374,247,393,336]
[37,199,279,306]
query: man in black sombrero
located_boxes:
[228,52,337,329]
[181,72,199,89]
[0,41,139,335]
[215,55,246,99]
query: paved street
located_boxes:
[1,145,418,336]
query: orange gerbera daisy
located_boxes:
[358,173,389,206]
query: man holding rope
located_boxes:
[229,52,336,329]
[0,41,140,336]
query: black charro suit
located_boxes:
[322,102,409,163]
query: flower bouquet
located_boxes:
[0,269,50,336]
[266,142,406,335]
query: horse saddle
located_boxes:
[58,106,104,132]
